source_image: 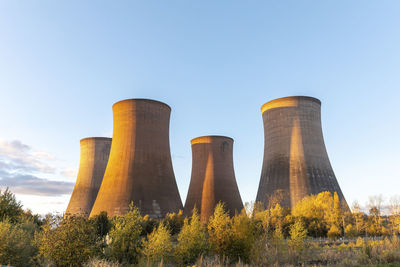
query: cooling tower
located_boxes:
[184,136,243,223]
[65,137,112,217]
[256,96,347,209]
[90,99,183,218]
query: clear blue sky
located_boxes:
[0,1,399,214]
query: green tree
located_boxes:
[162,210,184,235]
[0,188,23,223]
[107,206,143,264]
[91,211,111,238]
[0,219,37,266]
[37,215,100,267]
[142,223,173,264]
[175,207,208,264]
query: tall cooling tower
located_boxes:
[66,137,112,217]
[90,99,183,218]
[184,136,243,223]
[256,96,347,209]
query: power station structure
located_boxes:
[184,136,243,223]
[65,137,112,217]
[256,96,347,209]
[90,99,183,218]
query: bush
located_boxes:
[345,223,357,238]
[141,223,173,264]
[229,210,256,263]
[84,257,122,267]
[0,219,37,266]
[162,210,184,235]
[327,224,341,239]
[91,211,111,238]
[37,215,100,267]
[207,202,232,259]
[175,208,208,264]
[288,219,307,252]
[107,206,143,264]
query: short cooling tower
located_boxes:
[184,136,243,223]
[65,137,112,217]
[256,96,347,209]
[90,99,183,218]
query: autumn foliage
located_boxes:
[1,189,400,266]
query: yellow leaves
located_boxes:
[288,219,307,252]
[327,224,341,239]
[175,208,208,265]
[142,223,173,263]
[344,224,357,238]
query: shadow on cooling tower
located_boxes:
[184,135,244,223]
[256,96,348,209]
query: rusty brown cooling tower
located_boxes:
[256,96,347,209]
[184,136,243,223]
[90,99,183,218]
[65,137,112,217]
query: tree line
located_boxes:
[1,188,400,266]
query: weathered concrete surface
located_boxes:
[65,137,112,217]
[184,136,243,223]
[90,99,183,218]
[256,96,348,209]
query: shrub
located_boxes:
[91,211,112,238]
[175,208,208,264]
[345,223,357,238]
[37,215,100,267]
[207,202,232,259]
[162,210,184,235]
[229,210,256,263]
[84,257,122,267]
[107,206,143,264]
[327,224,341,239]
[141,223,173,264]
[0,219,37,266]
[288,219,307,252]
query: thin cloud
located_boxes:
[0,173,74,196]
[0,140,56,173]
[60,168,78,179]
[0,139,74,196]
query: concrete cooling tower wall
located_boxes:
[256,96,347,209]
[90,99,183,218]
[65,137,112,217]
[184,136,243,223]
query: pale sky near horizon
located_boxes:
[0,1,399,215]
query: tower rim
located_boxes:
[80,137,112,143]
[112,98,171,110]
[191,135,234,145]
[261,96,321,114]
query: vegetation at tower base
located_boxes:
[4,189,400,266]
[174,207,208,265]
